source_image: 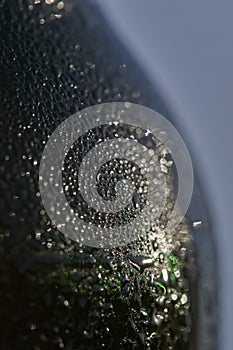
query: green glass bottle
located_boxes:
[0,1,198,349]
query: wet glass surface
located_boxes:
[0,1,216,349]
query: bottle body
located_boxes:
[0,1,194,349]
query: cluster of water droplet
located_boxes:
[0,1,194,348]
